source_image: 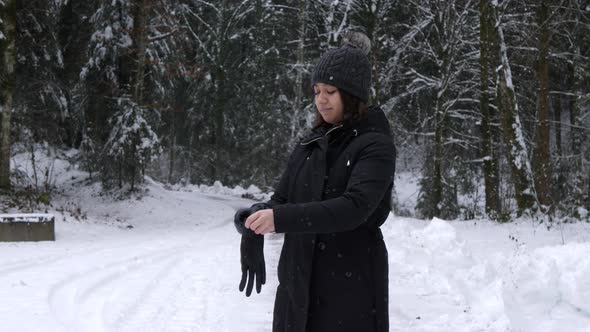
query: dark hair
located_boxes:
[313,88,368,129]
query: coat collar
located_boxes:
[300,124,343,146]
[299,105,391,146]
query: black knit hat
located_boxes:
[311,32,372,103]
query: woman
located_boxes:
[234,31,396,332]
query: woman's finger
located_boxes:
[251,218,265,234]
[257,223,270,235]
[245,211,260,229]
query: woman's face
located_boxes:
[314,83,344,125]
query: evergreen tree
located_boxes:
[14,0,67,145]
[103,97,161,190]
[78,0,133,185]
[393,0,481,219]
[0,0,16,191]
[4,0,590,220]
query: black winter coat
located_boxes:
[263,106,396,332]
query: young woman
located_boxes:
[234,31,396,332]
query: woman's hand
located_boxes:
[245,209,275,235]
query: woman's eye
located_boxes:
[314,90,336,96]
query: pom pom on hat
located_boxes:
[341,31,371,56]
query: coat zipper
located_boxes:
[300,124,344,146]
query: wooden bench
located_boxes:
[0,214,55,242]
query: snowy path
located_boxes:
[2,181,590,332]
[0,185,279,332]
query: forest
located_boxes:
[1,0,589,222]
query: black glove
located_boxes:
[234,208,253,235]
[234,203,270,296]
[239,232,265,296]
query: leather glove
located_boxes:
[239,232,265,296]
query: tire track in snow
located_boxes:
[0,231,180,276]
[107,253,185,331]
[34,189,265,332]
[0,247,100,275]
[43,187,245,332]
[117,224,256,332]
[117,252,203,332]
[48,245,185,332]
[124,230,233,332]
[0,254,77,274]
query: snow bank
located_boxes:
[168,180,272,202]
[503,243,590,332]
[385,217,590,332]
[386,217,510,331]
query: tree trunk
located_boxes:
[30,144,38,189]
[432,97,444,218]
[365,3,378,105]
[0,110,11,190]
[568,56,585,211]
[213,66,225,183]
[0,0,16,191]
[289,0,306,148]
[131,162,136,191]
[532,0,552,211]
[131,0,147,103]
[211,0,229,183]
[553,96,562,158]
[552,94,566,205]
[168,111,176,184]
[490,1,536,215]
[479,0,500,218]
[186,123,194,184]
[118,159,123,189]
[569,63,581,158]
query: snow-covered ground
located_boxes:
[2,150,590,332]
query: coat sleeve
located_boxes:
[273,138,395,234]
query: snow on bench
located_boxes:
[0,213,55,242]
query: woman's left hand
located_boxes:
[245,209,275,235]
